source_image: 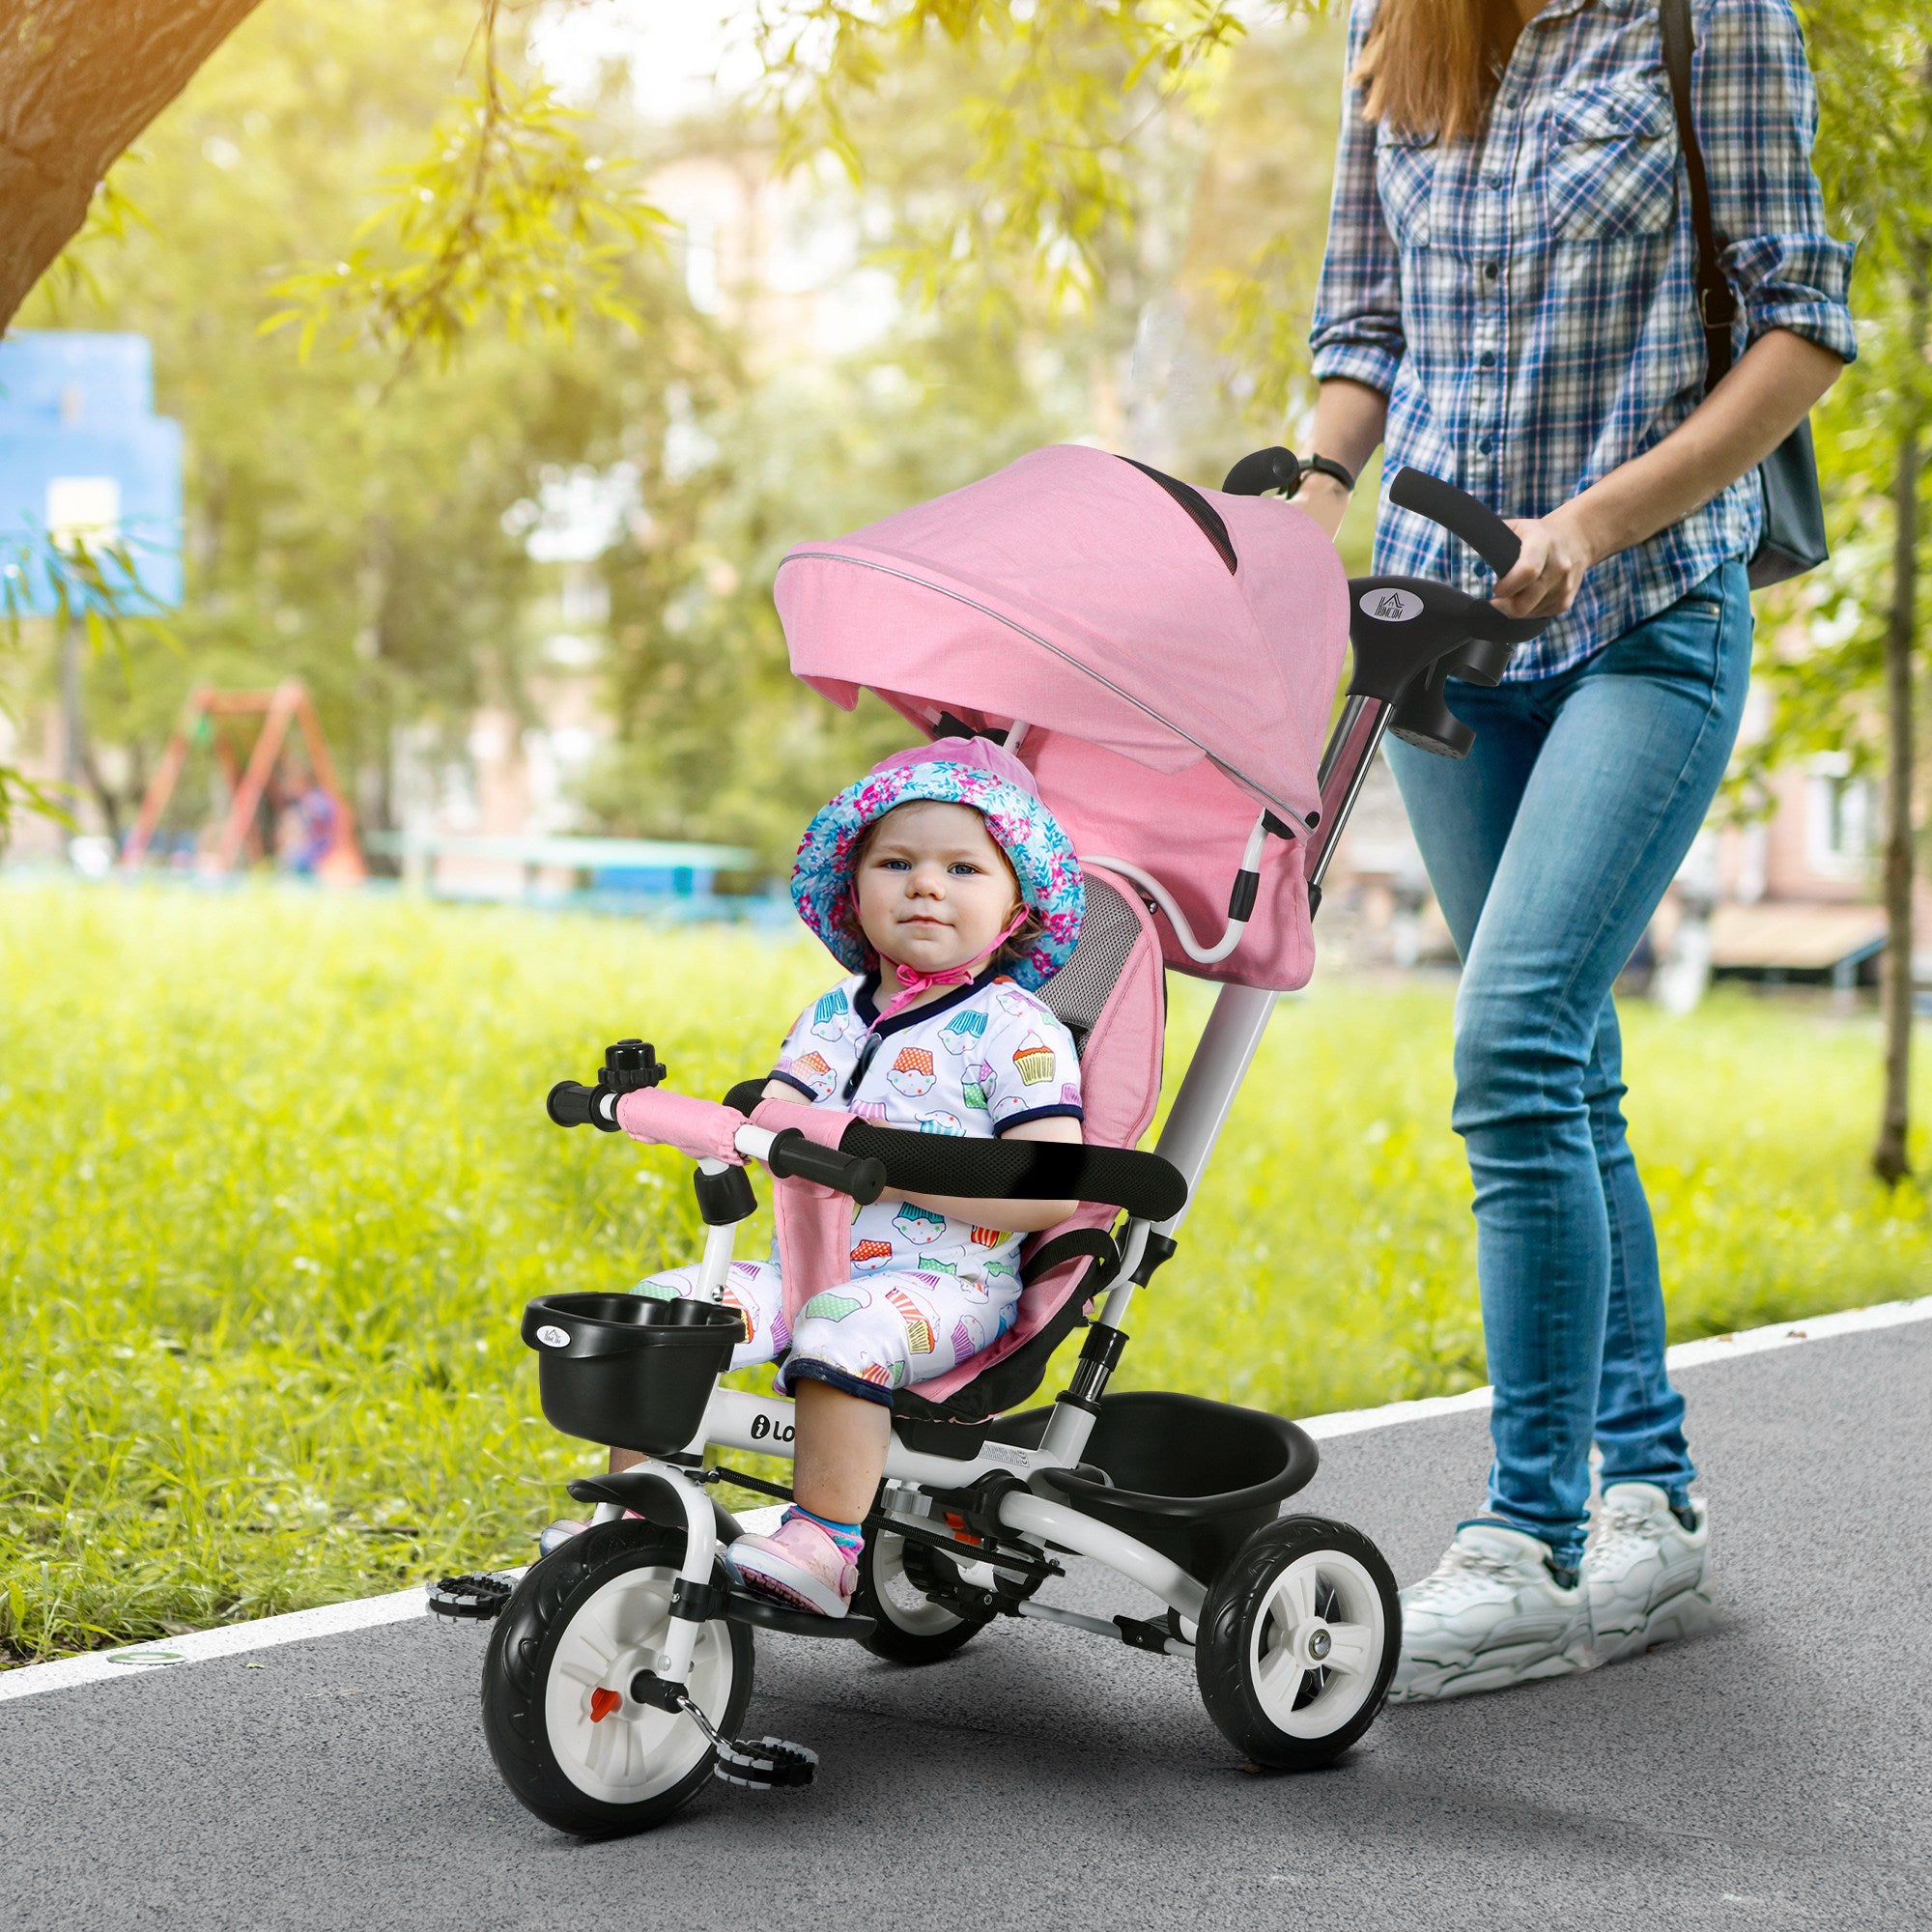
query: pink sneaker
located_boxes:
[724,1514,858,1618]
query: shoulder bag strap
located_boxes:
[1660,0,1738,385]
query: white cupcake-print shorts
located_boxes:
[635,1249,1021,1406]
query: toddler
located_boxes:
[628,737,1086,1616]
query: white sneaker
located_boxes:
[1387,1522,1593,1704]
[1583,1483,1713,1664]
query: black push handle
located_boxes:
[1220,446,1304,498]
[763,1128,888,1206]
[1387,468,1522,581]
[547,1080,620,1131]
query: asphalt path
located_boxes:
[5,1319,1927,1932]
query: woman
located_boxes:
[1293,0,1853,1701]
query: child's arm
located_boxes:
[879,1114,1081,1231]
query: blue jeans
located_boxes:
[1384,562,1752,1568]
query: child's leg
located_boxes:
[727,1268,1016,1616]
[779,1266,1020,1510]
[792,1380,893,1523]
[633,1258,789,1367]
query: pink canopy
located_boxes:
[773,443,1350,991]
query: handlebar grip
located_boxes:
[1220,446,1303,497]
[763,1128,888,1206]
[547,1080,619,1131]
[1388,468,1522,580]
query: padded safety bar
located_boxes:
[721,1081,1183,1218]
[839,1122,1185,1221]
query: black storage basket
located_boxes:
[1004,1390,1318,1583]
[522,1293,744,1456]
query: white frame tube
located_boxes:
[693,1160,739,1303]
[609,1459,721,1683]
[686,1389,1208,1624]
[998,1492,1208,1626]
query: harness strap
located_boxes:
[1020,1226,1122,1291]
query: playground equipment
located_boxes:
[119,680,365,881]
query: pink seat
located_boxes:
[894,864,1166,1423]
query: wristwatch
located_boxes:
[1303,453,1356,493]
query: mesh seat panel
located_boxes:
[1039,876,1144,1054]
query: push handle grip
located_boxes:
[1388,468,1522,581]
[763,1128,888,1206]
[547,1080,619,1131]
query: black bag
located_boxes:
[1660,0,1828,589]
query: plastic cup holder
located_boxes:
[522,1292,745,1456]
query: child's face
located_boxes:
[853,801,1023,976]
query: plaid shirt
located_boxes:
[1310,0,1857,678]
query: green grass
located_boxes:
[3,881,1925,1664]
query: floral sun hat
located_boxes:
[791,737,1085,992]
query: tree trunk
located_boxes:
[1873,261,1927,1188]
[0,0,268,330]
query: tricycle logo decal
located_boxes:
[535,1324,571,1349]
[749,1412,796,1444]
[1359,587,1424,622]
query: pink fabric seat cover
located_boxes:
[774,442,1350,993]
[920,866,1165,1402]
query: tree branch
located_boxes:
[0,0,268,330]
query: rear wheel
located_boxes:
[853,1516,992,1665]
[1195,1516,1399,1771]
[481,1520,753,1835]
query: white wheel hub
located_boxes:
[870,1530,967,1635]
[1249,1548,1386,1739]
[544,1564,735,1804]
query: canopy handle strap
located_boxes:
[1085,814,1273,967]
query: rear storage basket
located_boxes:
[1000,1390,1317,1583]
[522,1293,744,1456]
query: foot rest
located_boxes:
[724,1591,877,1640]
[714,1735,818,1790]
[428,1572,516,1620]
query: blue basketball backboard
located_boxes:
[0,330,185,614]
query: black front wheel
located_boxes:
[481,1520,753,1835]
[1194,1515,1400,1771]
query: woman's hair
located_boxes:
[1353,0,1521,141]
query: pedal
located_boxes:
[427,1572,516,1620]
[712,1735,818,1790]
[639,1664,819,1790]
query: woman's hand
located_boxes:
[1490,503,1599,619]
[1291,473,1353,542]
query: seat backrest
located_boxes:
[1037,872,1149,1056]
[900,865,1165,1415]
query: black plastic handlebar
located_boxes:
[1387,467,1522,580]
[1220,445,1305,498]
[547,1080,619,1131]
[762,1128,888,1206]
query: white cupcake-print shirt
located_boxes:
[768,966,1084,1288]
